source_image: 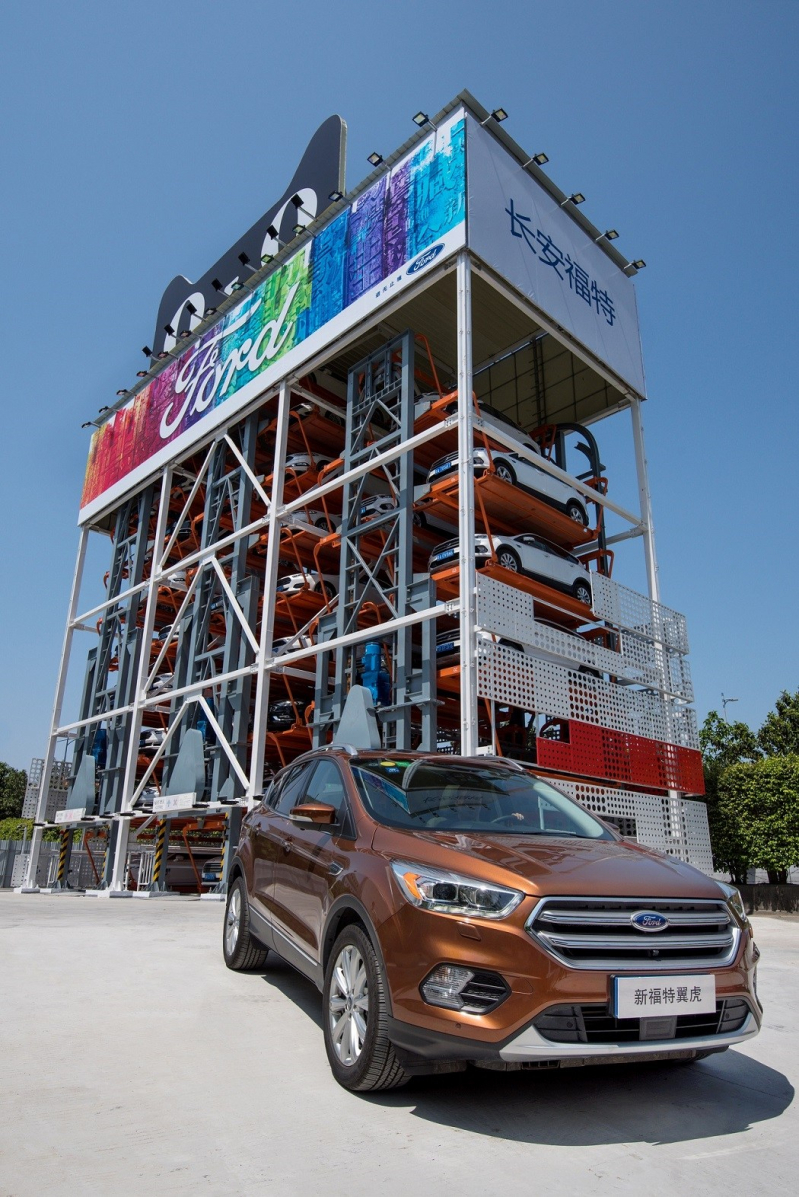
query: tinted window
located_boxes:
[351,760,611,840]
[273,762,316,815]
[304,760,348,819]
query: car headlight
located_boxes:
[391,861,523,920]
[719,882,748,927]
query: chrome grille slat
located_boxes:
[536,909,730,928]
[526,896,739,971]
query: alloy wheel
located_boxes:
[329,944,369,1065]
[225,887,241,956]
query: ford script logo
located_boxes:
[631,910,669,933]
[407,242,445,275]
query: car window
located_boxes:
[273,762,316,815]
[303,759,348,819]
[351,760,612,839]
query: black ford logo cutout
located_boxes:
[631,910,669,932]
[407,243,445,274]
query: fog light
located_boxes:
[422,964,474,1010]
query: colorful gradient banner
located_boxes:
[81,115,466,521]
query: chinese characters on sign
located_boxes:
[505,198,616,325]
[633,985,704,1007]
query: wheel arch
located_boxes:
[322,896,394,1016]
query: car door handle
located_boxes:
[281,837,292,853]
[328,861,343,876]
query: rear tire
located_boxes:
[223,877,269,972]
[566,500,588,525]
[573,579,592,606]
[323,924,409,1092]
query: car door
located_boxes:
[270,758,353,965]
[248,762,316,920]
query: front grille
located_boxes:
[534,998,750,1044]
[527,897,739,970]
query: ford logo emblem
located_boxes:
[631,910,669,933]
[407,243,444,275]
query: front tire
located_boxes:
[323,924,409,1092]
[497,547,521,573]
[494,460,516,485]
[223,876,269,972]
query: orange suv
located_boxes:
[223,748,761,1092]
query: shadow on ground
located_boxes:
[262,960,793,1147]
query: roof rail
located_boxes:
[320,742,359,756]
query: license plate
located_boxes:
[437,642,455,654]
[611,974,716,1018]
[432,463,452,476]
[435,549,455,561]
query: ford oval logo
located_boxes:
[631,910,669,933]
[407,243,444,274]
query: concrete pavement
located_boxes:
[0,893,795,1196]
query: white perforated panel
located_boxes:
[590,573,689,654]
[475,575,693,700]
[477,641,699,749]
[554,779,713,872]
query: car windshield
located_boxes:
[351,760,613,838]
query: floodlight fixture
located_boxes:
[412,111,429,127]
[100,405,111,412]
[136,369,148,378]
[157,351,170,360]
[142,345,153,357]
[261,254,274,265]
[185,301,199,317]
[178,330,191,339]
[491,107,508,122]
[532,152,548,165]
[603,229,619,241]
[292,223,304,236]
[367,152,383,167]
[81,421,95,429]
[212,277,225,292]
[632,258,646,269]
[230,281,244,291]
[561,192,586,207]
[328,190,344,202]
[206,306,217,316]
[238,251,251,266]
[115,389,127,397]
[163,323,175,336]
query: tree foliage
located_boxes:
[699,711,761,882]
[758,690,799,757]
[0,762,27,820]
[717,756,799,884]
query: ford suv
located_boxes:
[223,749,760,1092]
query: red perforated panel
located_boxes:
[536,720,705,795]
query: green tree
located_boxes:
[717,756,799,885]
[758,689,799,757]
[0,762,27,820]
[699,711,760,882]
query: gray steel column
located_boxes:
[629,395,661,605]
[248,379,291,805]
[22,527,89,890]
[456,252,478,755]
[109,467,173,892]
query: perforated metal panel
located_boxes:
[554,779,712,871]
[535,719,705,794]
[477,641,699,749]
[475,575,692,700]
[590,573,689,654]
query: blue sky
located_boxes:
[0,0,796,769]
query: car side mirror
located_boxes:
[289,802,337,825]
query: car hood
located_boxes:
[372,827,722,899]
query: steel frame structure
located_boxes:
[25,223,706,889]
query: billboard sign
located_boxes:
[467,117,646,397]
[151,116,347,360]
[81,112,466,523]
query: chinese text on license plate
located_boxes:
[612,974,716,1019]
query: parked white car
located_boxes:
[429,533,593,606]
[284,452,334,477]
[275,572,338,598]
[349,492,456,537]
[427,447,589,527]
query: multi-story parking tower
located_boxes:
[23,93,711,894]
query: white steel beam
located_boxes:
[629,395,661,605]
[23,527,89,889]
[248,379,291,804]
[457,252,478,755]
